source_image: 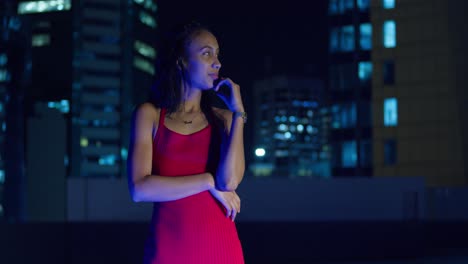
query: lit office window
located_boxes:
[139,11,157,28]
[134,40,156,59]
[341,25,355,52]
[383,20,396,48]
[383,0,395,9]
[357,0,370,11]
[134,57,155,75]
[47,100,69,113]
[0,170,4,183]
[329,0,339,14]
[80,137,89,147]
[384,98,398,126]
[329,0,354,15]
[329,27,339,52]
[32,34,50,47]
[18,0,71,14]
[383,60,395,85]
[99,154,117,166]
[342,0,354,13]
[133,0,157,12]
[384,139,397,165]
[331,103,357,129]
[342,141,357,168]
[358,61,372,85]
[360,23,372,50]
[121,148,128,160]
[255,148,266,157]
[0,54,7,66]
[0,70,11,82]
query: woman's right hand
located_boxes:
[209,188,241,221]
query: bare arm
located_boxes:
[213,108,245,192]
[127,103,215,202]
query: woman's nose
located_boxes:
[213,58,221,69]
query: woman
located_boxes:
[127,21,246,264]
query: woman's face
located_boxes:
[181,30,221,90]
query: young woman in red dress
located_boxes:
[127,21,246,264]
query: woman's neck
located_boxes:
[180,86,203,113]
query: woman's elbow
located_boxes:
[217,178,240,192]
[217,183,237,192]
[129,180,145,202]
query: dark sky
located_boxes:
[156,0,329,87]
[155,0,329,161]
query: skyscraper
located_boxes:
[0,0,31,221]
[12,0,157,220]
[250,75,329,178]
[328,0,373,177]
[370,0,468,186]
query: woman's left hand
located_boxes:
[214,77,245,112]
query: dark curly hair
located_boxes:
[149,21,214,114]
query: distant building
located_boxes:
[0,1,31,221]
[370,0,468,186]
[328,0,373,177]
[0,0,158,221]
[250,75,330,178]
[17,0,157,181]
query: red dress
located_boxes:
[144,108,244,264]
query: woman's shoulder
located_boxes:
[133,102,161,124]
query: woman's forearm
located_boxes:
[216,113,245,191]
[131,173,214,202]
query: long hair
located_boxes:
[149,21,213,114]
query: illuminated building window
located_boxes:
[0,54,7,66]
[121,148,128,160]
[277,124,288,132]
[384,98,398,126]
[383,0,395,9]
[47,100,69,113]
[330,25,355,53]
[357,0,370,11]
[331,103,357,129]
[329,0,354,15]
[0,70,11,82]
[255,148,266,157]
[358,61,372,85]
[32,34,50,47]
[18,0,71,14]
[133,0,157,12]
[133,57,155,75]
[99,155,117,166]
[139,11,157,28]
[360,23,372,50]
[383,20,396,48]
[134,40,156,59]
[341,25,355,52]
[330,27,339,52]
[297,124,304,133]
[80,137,89,147]
[383,60,395,85]
[342,141,357,168]
[384,139,397,165]
[0,170,4,183]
